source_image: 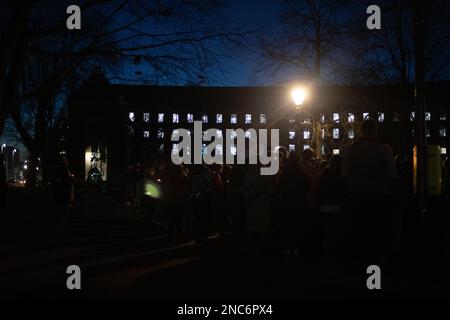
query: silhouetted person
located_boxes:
[219,165,233,236]
[209,164,224,235]
[51,156,74,227]
[0,154,6,208]
[278,151,309,260]
[318,154,345,256]
[243,163,275,254]
[190,164,212,245]
[300,148,320,211]
[342,118,398,265]
[319,155,344,210]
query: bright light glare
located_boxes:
[291,88,307,106]
[144,180,162,199]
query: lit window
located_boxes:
[260,114,266,124]
[202,114,208,123]
[425,112,431,121]
[303,145,310,150]
[442,147,447,155]
[440,111,447,121]
[216,114,223,123]
[348,113,355,123]
[333,113,340,123]
[333,128,339,139]
[158,113,164,123]
[440,127,447,137]
[320,114,325,124]
[348,128,355,139]
[245,114,252,124]
[187,113,194,123]
[158,128,164,139]
[173,113,179,123]
[321,128,325,139]
[363,112,369,120]
[288,144,295,151]
[289,131,296,140]
[158,144,164,152]
[410,111,415,122]
[129,112,135,122]
[333,149,340,155]
[230,145,237,155]
[304,129,311,140]
[143,130,150,138]
[378,112,385,123]
[231,114,237,124]
[143,113,150,122]
[216,130,223,138]
[393,112,400,122]
[426,128,431,138]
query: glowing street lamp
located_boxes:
[291,87,307,108]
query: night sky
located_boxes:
[223,0,281,86]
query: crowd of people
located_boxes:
[122,118,450,265]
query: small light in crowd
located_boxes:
[23,164,28,170]
[333,149,340,155]
[144,180,162,199]
[441,147,447,155]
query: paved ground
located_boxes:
[0,187,448,300]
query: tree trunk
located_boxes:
[26,153,39,189]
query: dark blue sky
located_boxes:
[220,0,281,86]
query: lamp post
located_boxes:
[12,149,17,180]
[291,87,307,151]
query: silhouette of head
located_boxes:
[360,118,378,138]
[287,150,300,164]
[300,148,314,162]
[328,154,342,170]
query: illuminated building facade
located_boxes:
[68,73,450,184]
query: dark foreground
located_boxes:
[0,187,449,300]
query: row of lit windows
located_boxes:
[287,126,447,140]
[290,111,448,124]
[143,129,254,139]
[142,125,448,141]
[129,112,267,124]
